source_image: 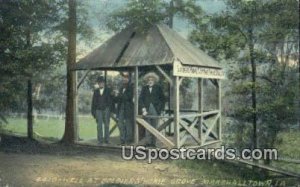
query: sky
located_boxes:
[77,0,225,59]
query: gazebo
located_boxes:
[74,24,224,149]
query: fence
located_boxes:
[7,113,91,120]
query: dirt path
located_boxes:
[0,151,200,187]
[1,135,298,186]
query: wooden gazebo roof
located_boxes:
[74,24,222,71]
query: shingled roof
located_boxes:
[74,24,221,70]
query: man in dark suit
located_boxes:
[113,73,134,145]
[91,76,112,144]
[139,72,165,147]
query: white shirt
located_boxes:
[99,88,104,95]
[149,86,152,93]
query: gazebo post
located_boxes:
[104,70,107,86]
[74,71,79,141]
[173,76,180,148]
[218,80,222,141]
[168,80,171,135]
[168,69,172,135]
[134,66,139,144]
[198,78,203,145]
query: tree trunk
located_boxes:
[26,27,33,140]
[248,2,258,150]
[298,0,300,130]
[167,0,174,135]
[168,0,174,28]
[61,0,77,144]
[27,79,33,139]
[249,30,258,150]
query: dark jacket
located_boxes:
[139,84,165,115]
[91,87,112,117]
[114,83,134,117]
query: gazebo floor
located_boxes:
[76,135,168,148]
[76,135,220,150]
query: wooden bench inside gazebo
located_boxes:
[73,24,224,149]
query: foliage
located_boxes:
[189,0,299,152]
[106,0,203,32]
[0,0,65,113]
[0,0,94,123]
[107,0,168,32]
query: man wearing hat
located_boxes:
[139,72,165,147]
[113,73,134,145]
[91,76,112,144]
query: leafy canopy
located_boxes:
[106,0,203,32]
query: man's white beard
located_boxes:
[148,82,154,87]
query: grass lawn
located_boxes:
[272,130,300,174]
[275,131,300,159]
[1,116,119,140]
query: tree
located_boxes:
[298,0,300,130]
[61,0,77,144]
[189,0,298,158]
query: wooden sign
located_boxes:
[173,60,225,79]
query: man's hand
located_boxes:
[93,113,98,123]
[113,89,119,97]
[142,108,148,116]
